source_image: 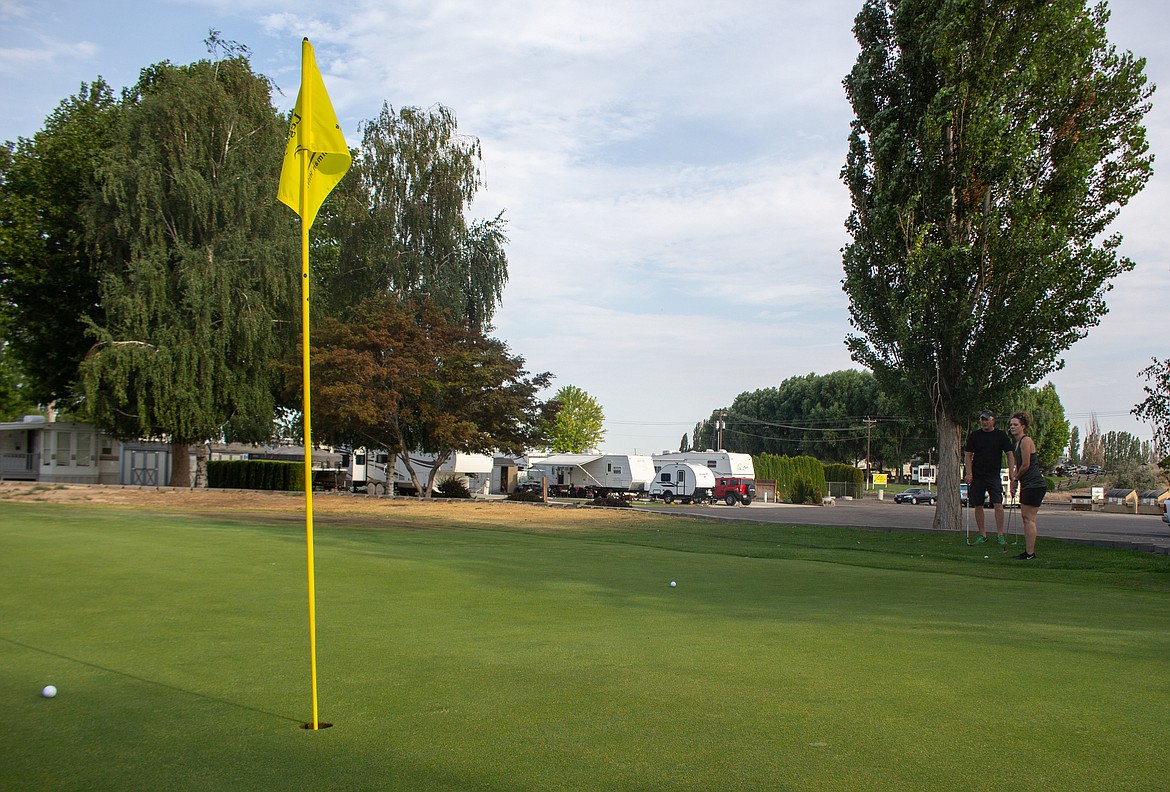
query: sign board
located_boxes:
[1092,486,1104,503]
[872,473,888,486]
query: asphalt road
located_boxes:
[631,497,1170,554]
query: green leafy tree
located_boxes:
[1101,430,1151,471]
[0,340,39,420]
[0,81,118,407]
[841,0,1154,530]
[542,385,606,453]
[81,54,298,487]
[1068,425,1081,466]
[695,372,934,479]
[1111,459,1161,492]
[314,104,507,329]
[1081,414,1105,467]
[693,418,713,452]
[1010,382,1069,469]
[720,371,932,470]
[679,433,691,452]
[309,296,552,497]
[1133,357,1170,458]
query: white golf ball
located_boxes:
[41,685,57,698]
[670,581,677,587]
[984,555,989,559]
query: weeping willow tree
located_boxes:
[314,103,507,329]
[841,0,1153,530]
[81,52,297,487]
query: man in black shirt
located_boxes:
[963,409,1017,545]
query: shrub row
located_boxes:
[823,463,865,499]
[207,460,305,491]
[753,454,827,503]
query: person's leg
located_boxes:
[1021,504,1039,555]
[993,503,1006,537]
[971,479,989,539]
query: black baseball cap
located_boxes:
[979,409,995,419]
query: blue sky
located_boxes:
[2,0,1167,455]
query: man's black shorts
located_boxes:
[970,476,1003,507]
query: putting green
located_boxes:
[2,501,1167,790]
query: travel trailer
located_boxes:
[349,449,493,496]
[652,450,755,479]
[647,463,716,504]
[528,453,657,498]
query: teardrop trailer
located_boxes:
[648,463,716,504]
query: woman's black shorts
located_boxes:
[1019,486,1046,508]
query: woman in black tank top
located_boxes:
[1008,411,1045,560]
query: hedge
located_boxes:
[753,454,826,503]
[823,463,865,499]
[207,460,305,491]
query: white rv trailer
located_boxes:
[349,448,493,496]
[652,450,755,479]
[647,463,716,504]
[528,453,657,498]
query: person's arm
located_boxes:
[964,450,974,483]
[1004,433,1018,480]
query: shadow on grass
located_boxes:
[1,635,305,725]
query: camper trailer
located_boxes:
[394,452,493,496]
[528,453,656,498]
[652,450,755,479]
[648,463,716,504]
[349,449,493,496]
[349,448,392,493]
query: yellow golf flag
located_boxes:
[278,38,351,229]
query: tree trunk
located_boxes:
[424,452,453,498]
[169,442,192,488]
[932,412,964,532]
[193,441,209,488]
[395,451,423,497]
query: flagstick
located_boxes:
[299,41,321,732]
[301,217,322,730]
[280,36,347,730]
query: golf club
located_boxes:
[1006,497,1019,546]
[964,492,974,545]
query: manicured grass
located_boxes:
[3,502,1168,790]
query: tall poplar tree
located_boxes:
[81,54,297,487]
[841,0,1153,529]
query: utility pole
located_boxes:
[717,409,725,450]
[863,417,877,490]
